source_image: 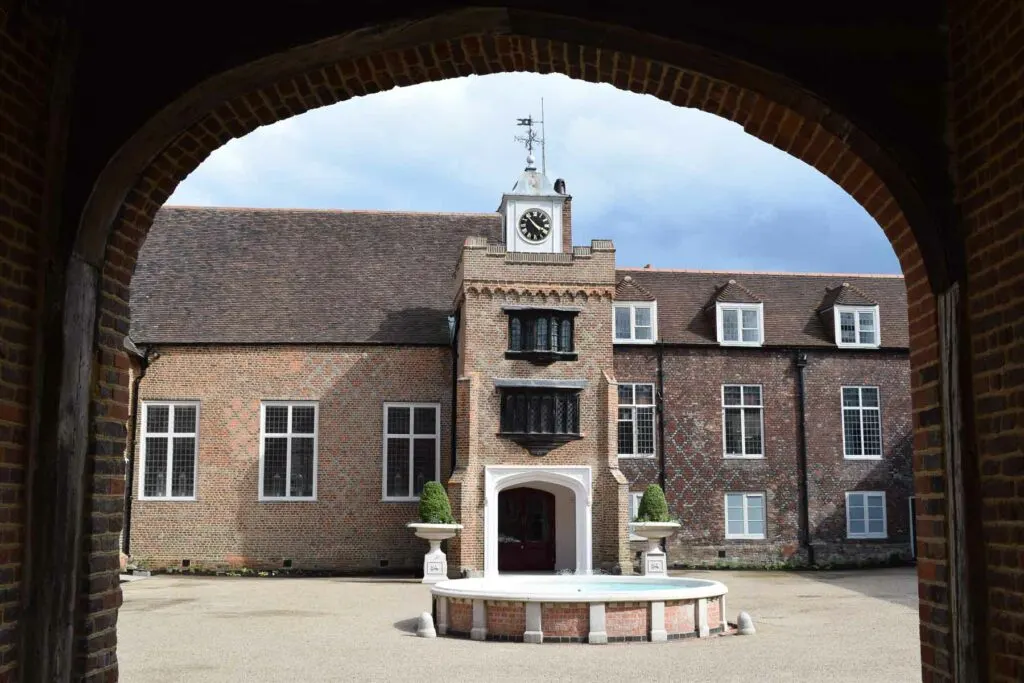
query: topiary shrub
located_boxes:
[635,484,671,522]
[418,481,456,524]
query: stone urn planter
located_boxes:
[408,481,461,584]
[408,522,463,584]
[631,521,681,577]
[631,484,680,577]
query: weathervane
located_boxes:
[514,98,547,173]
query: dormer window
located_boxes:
[504,306,578,362]
[716,303,763,346]
[835,306,880,348]
[614,302,657,343]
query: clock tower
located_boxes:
[498,154,568,254]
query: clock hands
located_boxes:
[527,216,548,233]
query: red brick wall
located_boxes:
[605,603,647,638]
[540,603,588,638]
[448,598,472,634]
[615,346,913,567]
[665,600,696,636]
[708,597,722,629]
[0,9,58,678]
[485,601,525,637]
[950,3,1024,680]
[129,345,452,571]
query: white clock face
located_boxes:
[518,208,552,242]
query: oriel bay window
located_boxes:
[495,379,586,456]
[504,306,578,362]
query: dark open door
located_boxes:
[498,487,556,572]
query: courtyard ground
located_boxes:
[117,567,921,682]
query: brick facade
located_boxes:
[615,346,913,568]
[129,345,452,572]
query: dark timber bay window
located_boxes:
[504,306,578,363]
[497,382,584,456]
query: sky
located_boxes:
[167,72,900,275]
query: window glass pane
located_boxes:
[412,439,437,496]
[289,437,314,497]
[144,437,168,497]
[634,385,654,404]
[171,437,195,497]
[386,438,409,498]
[744,409,762,454]
[559,319,572,352]
[723,386,742,406]
[413,407,436,435]
[147,405,169,433]
[843,411,862,456]
[536,317,549,350]
[634,325,652,340]
[867,504,884,521]
[173,405,196,433]
[265,406,288,434]
[850,518,866,535]
[858,311,875,328]
[862,410,882,456]
[848,503,865,522]
[637,407,655,455]
[727,519,745,535]
[868,519,884,534]
[722,309,739,341]
[842,387,861,407]
[861,388,879,407]
[618,384,634,405]
[567,395,579,434]
[614,307,631,339]
[747,495,764,513]
[839,311,856,343]
[262,438,288,497]
[859,329,875,344]
[725,494,743,508]
[741,326,759,343]
[292,406,315,434]
[724,409,743,454]
[618,412,634,455]
[743,386,761,405]
[634,307,651,327]
[387,406,410,435]
[747,518,765,536]
[509,317,522,351]
[741,309,760,341]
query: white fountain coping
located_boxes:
[431,574,728,603]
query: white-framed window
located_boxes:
[613,302,657,343]
[842,386,882,459]
[846,491,887,539]
[722,384,764,458]
[628,491,645,541]
[834,305,880,348]
[140,401,199,500]
[618,383,656,457]
[259,401,318,501]
[383,402,441,501]
[725,492,766,540]
[716,303,763,346]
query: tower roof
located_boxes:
[509,155,557,196]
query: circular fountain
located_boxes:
[430,574,728,644]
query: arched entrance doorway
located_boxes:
[498,487,556,572]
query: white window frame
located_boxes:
[841,386,883,460]
[139,401,200,501]
[716,302,764,347]
[381,402,442,502]
[613,302,658,344]
[617,383,657,458]
[722,384,765,459]
[628,492,645,541]
[834,305,881,348]
[845,491,887,539]
[258,401,319,502]
[724,492,767,540]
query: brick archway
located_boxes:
[46,9,968,681]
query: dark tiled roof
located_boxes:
[707,279,761,306]
[130,206,501,345]
[816,282,879,311]
[614,276,656,301]
[616,269,908,349]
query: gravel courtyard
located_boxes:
[118,567,921,682]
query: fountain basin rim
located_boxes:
[430,575,728,603]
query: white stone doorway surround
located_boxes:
[484,465,592,578]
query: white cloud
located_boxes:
[167,72,898,273]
